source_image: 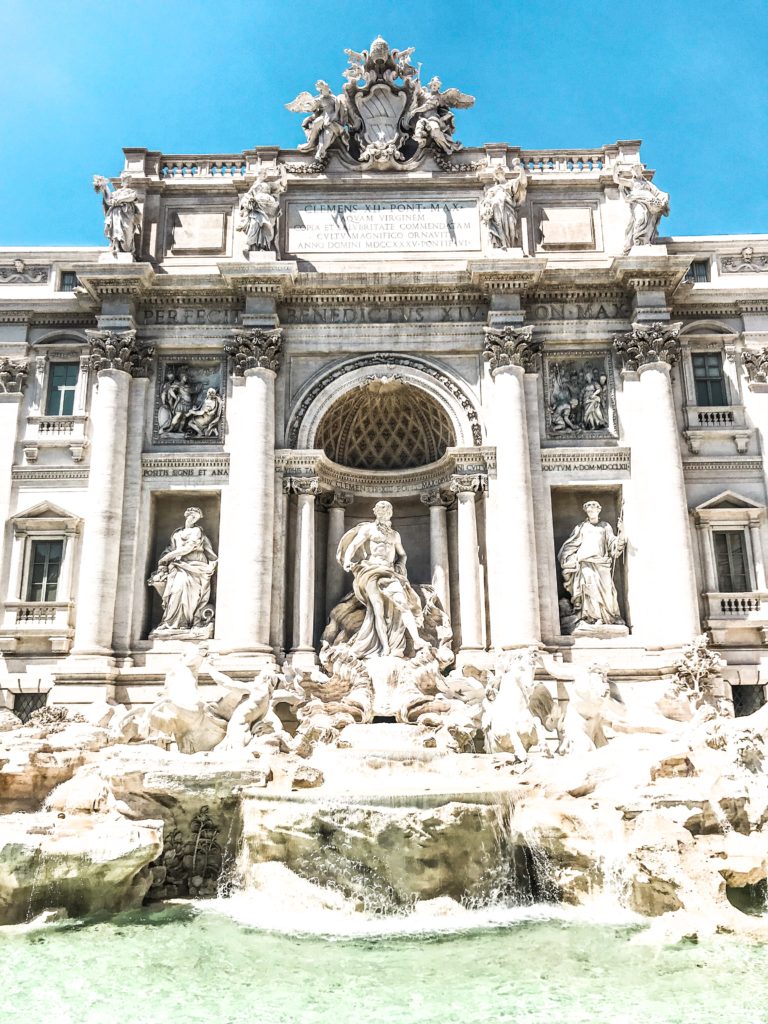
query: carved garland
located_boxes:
[612,321,682,371]
[287,353,483,448]
[86,329,154,377]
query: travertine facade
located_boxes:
[1,38,768,718]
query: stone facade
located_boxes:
[1,38,768,715]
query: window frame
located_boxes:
[44,360,80,417]
[691,350,728,407]
[713,528,751,593]
[25,538,65,602]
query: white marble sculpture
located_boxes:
[93,172,141,257]
[558,500,627,637]
[482,649,555,760]
[479,161,527,250]
[409,76,474,155]
[148,507,218,638]
[338,500,428,658]
[286,80,348,162]
[613,162,669,253]
[236,166,287,254]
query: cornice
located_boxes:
[76,263,155,302]
[218,261,299,298]
[610,253,691,292]
[467,258,547,294]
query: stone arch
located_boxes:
[32,329,89,347]
[287,354,483,451]
[679,320,739,342]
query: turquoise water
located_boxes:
[2,903,767,1024]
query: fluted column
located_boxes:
[450,474,485,654]
[614,321,700,644]
[269,470,290,656]
[73,330,153,655]
[421,489,452,614]
[216,328,281,656]
[483,326,542,648]
[290,477,318,658]
[324,491,352,619]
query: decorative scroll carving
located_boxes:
[483,325,540,373]
[612,321,682,371]
[449,473,486,494]
[720,247,768,274]
[289,476,320,496]
[0,359,29,394]
[742,348,768,384]
[226,328,282,375]
[287,353,482,448]
[420,489,453,508]
[286,36,474,171]
[0,260,49,284]
[86,329,154,377]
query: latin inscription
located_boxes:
[532,301,630,321]
[141,307,238,326]
[278,303,487,325]
[286,200,481,253]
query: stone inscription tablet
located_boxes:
[286,200,481,253]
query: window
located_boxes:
[26,539,63,601]
[692,352,727,406]
[732,685,766,718]
[13,692,47,723]
[684,260,710,284]
[45,362,79,415]
[59,271,79,292]
[714,530,750,592]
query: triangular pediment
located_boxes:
[696,490,762,511]
[11,501,81,524]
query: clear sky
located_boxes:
[1,0,766,245]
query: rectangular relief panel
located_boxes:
[153,356,226,445]
[542,350,618,441]
[533,202,600,252]
[165,206,230,256]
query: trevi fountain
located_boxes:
[1,36,768,1024]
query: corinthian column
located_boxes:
[216,328,281,657]
[290,477,319,662]
[483,325,541,648]
[614,321,700,644]
[73,330,153,655]
[421,489,452,614]
[450,474,485,654]
[0,361,28,632]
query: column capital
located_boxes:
[86,329,154,378]
[612,321,682,371]
[742,347,768,386]
[420,488,454,508]
[450,473,486,495]
[288,475,319,496]
[0,357,29,394]
[320,490,353,510]
[226,327,283,376]
[483,324,540,374]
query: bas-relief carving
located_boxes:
[147,507,218,639]
[558,499,628,638]
[0,260,49,285]
[543,353,617,439]
[613,162,669,253]
[720,247,768,274]
[286,37,473,171]
[154,360,225,443]
[93,172,141,257]
[236,166,287,255]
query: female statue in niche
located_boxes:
[558,500,627,637]
[148,507,218,638]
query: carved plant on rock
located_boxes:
[672,634,726,708]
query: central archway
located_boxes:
[315,377,456,470]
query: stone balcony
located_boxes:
[0,601,74,653]
[704,591,768,645]
[22,415,88,464]
[683,405,752,455]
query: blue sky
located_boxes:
[1,0,766,245]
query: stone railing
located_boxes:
[684,405,746,430]
[4,601,72,629]
[520,151,610,174]
[705,592,767,618]
[160,158,247,179]
[23,415,88,463]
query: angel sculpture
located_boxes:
[93,172,141,257]
[409,76,475,155]
[236,166,287,253]
[285,80,348,161]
